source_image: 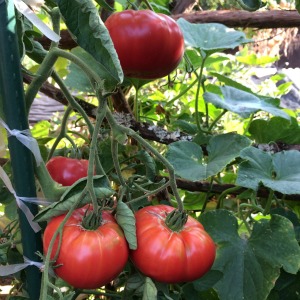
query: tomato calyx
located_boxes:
[81,208,102,230]
[165,209,188,232]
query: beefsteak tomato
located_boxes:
[43,206,129,289]
[130,204,216,283]
[105,10,185,79]
[46,156,91,186]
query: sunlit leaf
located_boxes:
[57,0,123,94]
[204,86,290,119]
[178,19,252,56]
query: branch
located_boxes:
[157,176,300,202]
[172,9,300,29]
[36,10,300,50]
[23,73,192,144]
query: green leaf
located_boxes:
[57,0,123,93]
[237,0,262,11]
[248,117,300,144]
[297,0,300,14]
[34,175,114,222]
[165,133,251,181]
[200,210,300,300]
[204,86,290,120]
[236,147,300,194]
[236,53,278,65]
[177,19,252,56]
[143,277,157,300]
[193,270,223,291]
[116,201,137,250]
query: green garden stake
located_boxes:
[0,0,42,299]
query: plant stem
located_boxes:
[208,109,228,132]
[195,55,207,131]
[47,106,73,160]
[263,189,275,215]
[106,108,184,211]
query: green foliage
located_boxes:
[237,148,300,194]
[200,210,300,300]
[166,133,251,181]
[1,0,300,299]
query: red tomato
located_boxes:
[46,156,92,186]
[105,10,185,79]
[130,205,216,283]
[43,206,129,289]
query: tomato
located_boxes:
[46,156,92,186]
[43,206,129,289]
[105,10,185,79]
[130,205,216,283]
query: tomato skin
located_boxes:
[105,10,185,79]
[130,205,216,283]
[46,156,91,186]
[43,206,129,289]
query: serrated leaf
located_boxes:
[193,270,223,291]
[116,201,137,250]
[35,175,114,222]
[236,147,300,194]
[204,86,290,119]
[57,0,123,94]
[166,133,251,181]
[178,19,252,55]
[143,277,157,300]
[200,210,300,300]
[248,117,300,144]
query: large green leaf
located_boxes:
[57,0,123,93]
[236,147,300,195]
[200,210,300,300]
[204,86,290,120]
[177,19,251,56]
[165,133,251,181]
[34,176,114,222]
[248,117,300,144]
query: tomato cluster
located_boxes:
[105,10,185,80]
[43,203,215,288]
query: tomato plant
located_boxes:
[46,156,91,186]
[130,204,216,283]
[105,10,185,79]
[43,206,129,289]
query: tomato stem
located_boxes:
[165,209,188,232]
[106,108,184,211]
[82,208,103,230]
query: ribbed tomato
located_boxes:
[130,205,216,283]
[43,206,129,289]
[105,10,185,79]
[46,156,91,186]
